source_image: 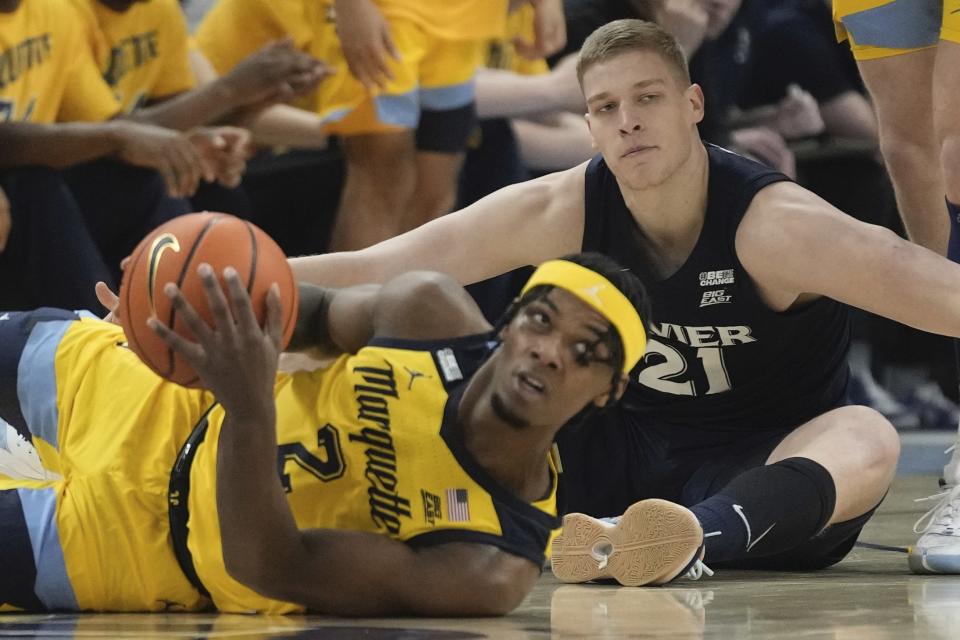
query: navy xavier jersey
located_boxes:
[582,144,850,432]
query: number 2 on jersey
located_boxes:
[277,423,345,492]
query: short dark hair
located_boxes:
[577,19,690,88]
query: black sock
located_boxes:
[947,200,960,415]
[946,199,960,263]
[689,457,836,563]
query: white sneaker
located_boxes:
[0,422,60,482]
[550,499,712,586]
[909,483,960,574]
[943,441,960,487]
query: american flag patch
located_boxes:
[446,488,470,522]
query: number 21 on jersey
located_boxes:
[637,338,731,396]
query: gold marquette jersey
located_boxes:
[71,0,194,112]
[185,337,560,613]
[0,0,120,122]
[376,0,509,40]
[2,319,557,613]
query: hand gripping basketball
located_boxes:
[118,212,299,387]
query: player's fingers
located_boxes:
[188,138,217,185]
[164,281,214,342]
[265,283,283,348]
[223,267,259,334]
[374,39,396,82]
[147,315,206,364]
[512,37,540,60]
[156,159,181,198]
[350,54,377,90]
[161,144,189,197]
[225,167,245,188]
[184,139,208,191]
[383,29,400,61]
[289,71,322,94]
[95,281,119,317]
[170,143,200,196]
[197,263,236,331]
[275,80,295,103]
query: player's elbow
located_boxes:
[221,544,291,602]
[468,572,532,616]
[221,547,261,588]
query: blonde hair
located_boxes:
[577,19,690,88]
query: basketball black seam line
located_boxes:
[167,215,220,377]
[123,234,152,373]
[244,220,257,295]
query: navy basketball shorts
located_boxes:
[554,401,870,571]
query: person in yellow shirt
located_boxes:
[72,0,332,146]
[0,0,322,309]
[0,253,706,613]
[66,0,335,222]
[833,0,960,573]
[73,0,194,114]
[195,0,567,250]
[0,0,251,312]
[460,5,589,208]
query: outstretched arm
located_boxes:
[737,181,960,335]
[289,164,587,288]
[126,40,328,132]
[151,266,536,616]
[286,282,379,357]
[187,46,331,149]
[289,271,491,357]
[0,121,208,198]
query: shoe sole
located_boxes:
[908,551,960,574]
[551,498,704,586]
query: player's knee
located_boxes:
[469,571,529,616]
[382,270,461,301]
[848,405,900,471]
[878,134,935,175]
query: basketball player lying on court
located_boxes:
[0,254,692,616]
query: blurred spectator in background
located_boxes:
[196,0,566,251]
[834,0,956,256]
[71,0,334,216]
[739,0,876,141]
[0,0,218,311]
[833,2,960,562]
[460,4,590,206]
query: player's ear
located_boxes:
[685,83,705,124]
[592,373,628,408]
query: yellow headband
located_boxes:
[520,260,647,373]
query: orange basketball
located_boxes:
[119,212,299,388]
